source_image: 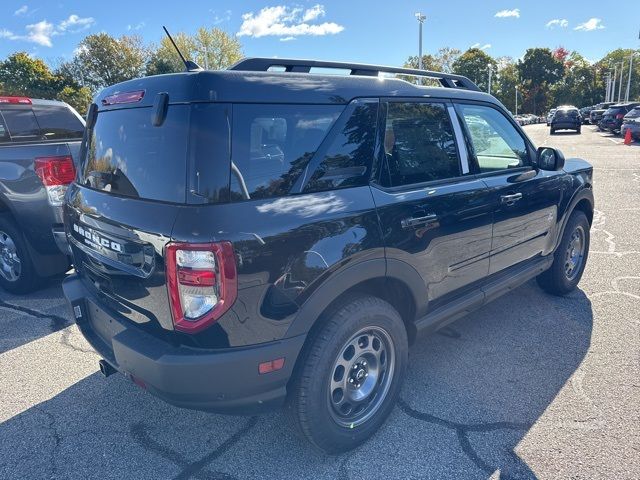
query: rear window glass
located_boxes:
[230,104,342,201]
[80,106,189,203]
[0,108,41,141]
[33,105,84,140]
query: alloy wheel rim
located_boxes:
[0,230,21,282]
[564,225,585,281]
[328,326,395,428]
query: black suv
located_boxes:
[600,102,640,134]
[550,106,581,134]
[62,59,594,453]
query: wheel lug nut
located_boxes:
[362,361,366,366]
[349,378,354,383]
[365,373,368,377]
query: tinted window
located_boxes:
[33,105,84,140]
[0,108,41,141]
[230,104,342,201]
[81,106,189,203]
[457,104,529,173]
[304,102,378,193]
[382,102,460,187]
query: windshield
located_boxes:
[80,106,189,203]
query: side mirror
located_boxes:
[536,146,565,171]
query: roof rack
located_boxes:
[229,58,480,92]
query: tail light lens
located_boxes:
[165,242,237,334]
[34,155,76,206]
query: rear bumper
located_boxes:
[551,121,580,130]
[62,274,306,414]
[621,123,640,139]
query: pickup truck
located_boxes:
[0,96,84,293]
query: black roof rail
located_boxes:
[228,57,481,92]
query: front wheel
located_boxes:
[537,211,590,296]
[288,295,408,453]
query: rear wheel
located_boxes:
[537,211,589,296]
[0,214,41,294]
[288,295,408,453]
[550,128,555,135]
[576,127,581,134]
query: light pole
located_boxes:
[487,64,492,94]
[515,86,518,115]
[415,13,426,70]
[626,53,637,102]
[618,61,624,102]
[611,65,617,102]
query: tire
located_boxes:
[288,295,408,453]
[537,211,590,296]
[0,214,41,294]
[550,128,555,135]
[576,127,581,134]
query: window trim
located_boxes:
[452,100,537,178]
[372,98,468,192]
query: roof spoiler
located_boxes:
[228,57,480,91]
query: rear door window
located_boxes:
[81,106,189,203]
[0,108,42,142]
[230,104,342,201]
[33,105,84,140]
[381,101,461,187]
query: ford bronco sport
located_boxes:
[62,58,593,453]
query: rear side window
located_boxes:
[0,108,41,142]
[304,102,379,193]
[230,104,342,201]
[382,102,460,187]
[81,106,189,203]
[33,105,84,140]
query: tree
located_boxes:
[435,47,462,73]
[517,48,564,114]
[147,28,242,75]
[57,85,93,115]
[595,49,640,103]
[494,61,519,112]
[401,54,442,85]
[69,33,149,91]
[0,52,58,97]
[452,48,497,92]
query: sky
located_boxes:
[1,1,638,67]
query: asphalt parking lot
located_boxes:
[1,123,638,480]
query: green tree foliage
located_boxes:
[57,85,93,115]
[595,49,640,102]
[67,34,149,91]
[146,28,243,75]
[517,48,565,114]
[494,60,519,112]
[0,52,58,97]
[452,48,497,92]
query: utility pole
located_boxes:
[626,53,634,102]
[415,13,426,71]
[605,73,610,102]
[487,65,492,94]
[611,65,617,102]
[515,86,518,115]
[618,61,624,102]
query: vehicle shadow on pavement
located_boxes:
[0,280,593,480]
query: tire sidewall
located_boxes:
[553,211,590,292]
[0,215,36,293]
[296,297,408,453]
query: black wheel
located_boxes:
[537,211,589,296]
[576,127,581,134]
[288,295,408,453]
[0,214,41,294]
[550,128,555,135]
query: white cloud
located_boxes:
[58,14,95,33]
[14,5,28,16]
[546,19,569,29]
[302,4,324,22]
[574,18,605,31]
[24,20,54,47]
[127,21,146,31]
[237,4,344,38]
[280,36,296,42]
[212,9,232,25]
[495,9,520,18]
[470,43,491,50]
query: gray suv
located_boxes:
[0,96,84,293]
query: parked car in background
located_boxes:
[621,106,640,140]
[546,109,557,126]
[590,102,617,129]
[580,107,593,124]
[0,97,84,293]
[550,106,581,134]
[62,58,594,453]
[600,103,640,135]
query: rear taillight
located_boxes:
[34,155,76,206]
[0,96,31,104]
[165,242,237,334]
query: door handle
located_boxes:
[401,214,438,229]
[500,193,523,205]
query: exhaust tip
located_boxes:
[98,359,116,377]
